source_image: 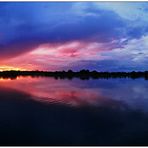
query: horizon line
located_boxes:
[1,70,148,72]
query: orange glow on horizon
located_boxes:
[0,65,27,71]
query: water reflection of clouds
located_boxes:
[97,79,148,112]
[0,77,148,111]
[0,77,113,107]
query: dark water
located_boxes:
[0,77,148,145]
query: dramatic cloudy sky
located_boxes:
[0,2,148,71]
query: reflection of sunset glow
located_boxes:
[0,77,148,111]
[0,77,123,107]
[0,78,13,81]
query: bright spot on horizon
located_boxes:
[0,66,27,71]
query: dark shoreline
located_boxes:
[1,70,148,80]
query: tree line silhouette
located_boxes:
[1,69,148,80]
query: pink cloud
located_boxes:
[0,40,112,71]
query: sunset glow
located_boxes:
[1,2,148,145]
[0,66,27,71]
[0,2,148,71]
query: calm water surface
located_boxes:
[0,77,148,145]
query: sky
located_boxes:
[1,2,148,71]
